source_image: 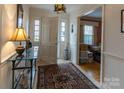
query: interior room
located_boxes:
[0,4,124,89]
[78,7,102,83]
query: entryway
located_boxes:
[77,6,104,85]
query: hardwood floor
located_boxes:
[79,62,100,82]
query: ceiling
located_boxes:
[86,7,102,18]
[29,4,83,13]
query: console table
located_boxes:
[9,46,38,89]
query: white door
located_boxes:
[40,17,58,64]
[48,17,58,63]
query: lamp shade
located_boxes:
[10,27,28,41]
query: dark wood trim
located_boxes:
[81,18,101,22]
[16,4,19,28]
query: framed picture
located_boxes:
[121,9,124,33]
[17,4,23,28]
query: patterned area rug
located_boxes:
[37,63,98,89]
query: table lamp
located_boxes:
[10,27,28,56]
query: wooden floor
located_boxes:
[79,62,100,82]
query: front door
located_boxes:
[48,17,58,64]
[39,16,58,64]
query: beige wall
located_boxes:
[103,4,124,88]
[0,4,29,63]
[0,4,17,63]
[0,4,29,88]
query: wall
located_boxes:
[0,4,29,88]
[0,4,17,63]
[0,4,29,64]
[103,4,124,88]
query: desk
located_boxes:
[9,46,38,89]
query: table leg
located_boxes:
[30,60,33,89]
[34,59,37,71]
[12,61,15,89]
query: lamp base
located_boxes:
[16,45,25,56]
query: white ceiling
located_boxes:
[86,7,102,18]
[29,4,83,13]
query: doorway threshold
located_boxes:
[57,59,72,64]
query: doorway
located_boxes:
[78,7,103,84]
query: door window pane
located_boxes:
[35,26,40,30]
[61,27,65,32]
[34,31,39,36]
[35,20,40,25]
[60,21,66,42]
[61,36,65,41]
[60,31,65,36]
[34,19,40,42]
[61,22,66,27]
